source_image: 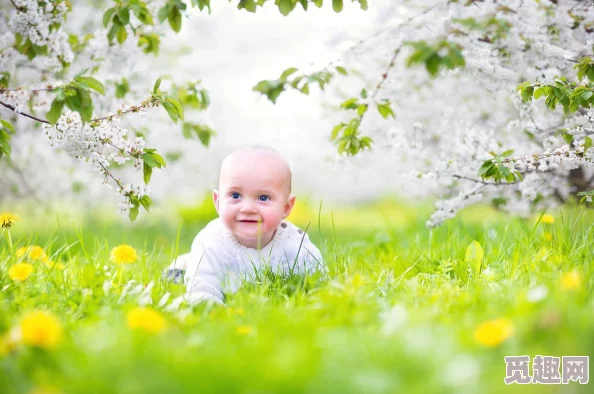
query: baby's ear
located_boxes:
[212,189,220,213]
[283,194,296,218]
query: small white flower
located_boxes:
[526,285,548,303]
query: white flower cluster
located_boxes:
[7,0,73,71]
[363,0,594,226]
[41,99,158,211]
[426,186,484,228]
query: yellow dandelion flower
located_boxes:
[43,260,65,270]
[233,308,244,316]
[543,232,553,241]
[8,263,34,282]
[541,214,555,225]
[29,386,63,394]
[110,244,138,264]
[0,336,7,357]
[227,307,245,317]
[0,212,19,229]
[560,270,581,290]
[16,245,48,261]
[351,273,366,288]
[473,318,514,347]
[235,325,253,336]
[20,310,63,350]
[127,307,166,334]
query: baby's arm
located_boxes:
[184,242,225,305]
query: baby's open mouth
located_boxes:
[239,220,260,223]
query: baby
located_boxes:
[166,145,325,304]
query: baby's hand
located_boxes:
[165,268,184,284]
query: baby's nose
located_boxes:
[240,202,258,213]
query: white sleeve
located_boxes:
[184,241,226,305]
[284,226,326,277]
[299,233,326,275]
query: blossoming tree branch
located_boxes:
[0,0,367,220]
[2,0,594,226]
[253,0,594,226]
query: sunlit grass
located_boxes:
[0,198,592,393]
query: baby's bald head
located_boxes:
[218,146,292,195]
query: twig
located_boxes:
[0,100,50,124]
[99,162,124,189]
[0,87,54,93]
[9,0,22,11]
[92,103,149,122]
[0,99,152,125]
[452,174,519,186]
[323,1,445,70]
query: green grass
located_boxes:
[0,198,593,394]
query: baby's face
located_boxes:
[213,151,295,249]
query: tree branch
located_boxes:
[0,100,50,124]
[452,174,518,186]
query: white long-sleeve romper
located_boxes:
[167,218,325,304]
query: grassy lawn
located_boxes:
[1,198,592,393]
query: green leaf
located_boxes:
[500,149,514,157]
[425,54,440,76]
[478,160,495,178]
[335,66,348,75]
[169,7,182,33]
[377,102,396,119]
[238,0,257,12]
[331,123,345,141]
[103,8,115,27]
[47,99,65,124]
[116,79,130,98]
[200,90,211,107]
[0,119,15,133]
[152,152,166,168]
[162,100,179,123]
[277,0,294,16]
[166,97,184,121]
[158,5,170,23]
[153,78,162,94]
[332,0,343,13]
[107,21,119,43]
[76,76,105,95]
[77,88,94,122]
[117,7,130,25]
[520,86,534,103]
[465,240,483,275]
[116,25,128,44]
[129,202,139,221]
[280,67,299,81]
[142,153,158,168]
[340,98,358,110]
[0,128,12,159]
[300,83,309,95]
[139,195,152,212]
[252,80,285,104]
[562,131,574,145]
[143,161,153,184]
[357,104,368,117]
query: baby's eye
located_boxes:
[258,195,270,202]
[230,192,241,199]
